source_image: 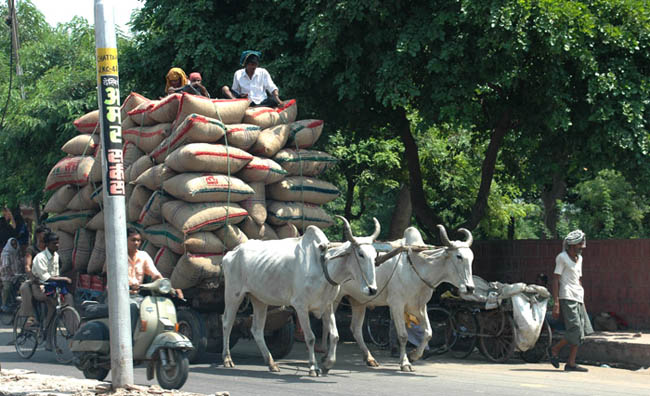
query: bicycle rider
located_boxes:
[1,237,23,311]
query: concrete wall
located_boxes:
[472,239,650,330]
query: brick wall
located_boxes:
[472,239,650,329]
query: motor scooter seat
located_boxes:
[83,303,109,319]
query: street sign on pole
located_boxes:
[94,0,133,388]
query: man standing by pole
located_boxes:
[94,0,133,388]
[549,229,594,372]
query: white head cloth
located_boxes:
[563,229,586,252]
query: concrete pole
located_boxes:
[94,0,133,388]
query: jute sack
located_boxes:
[240,216,278,241]
[171,253,223,290]
[274,223,300,239]
[90,186,103,205]
[123,141,145,169]
[67,184,100,211]
[266,201,334,229]
[153,246,180,278]
[123,123,172,153]
[134,164,177,191]
[144,223,185,254]
[162,200,248,234]
[45,156,94,191]
[128,185,153,222]
[215,224,248,250]
[184,231,225,254]
[238,182,266,225]
[173,94,249,128]
[164,143,252,173]
[126,155,155,183]
[89,149,102,183]
[150,114,226,164]
[223,124,261,151]
[73,110,99,134]
[141,239,158,259]
[87,230,106,275]
[236,156,287,184]
[121,116,137,131]
[163,173,253,203]
[242,99,298,129]
[44,210,96,234]
[56,230,74,273]
[44,185,77,213]
[137,191,173,226]
[86,210,104,231]
[148,93,182,123]
[288,119,324,149]
[62,134,99,156]
[273,149,337,177]
[267,176,340,205]
[249,124,291,158]
[128,100,159,126]
[121,92,149,121]
[72,228,95,273]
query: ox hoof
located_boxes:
[321,367,330,376]
[400,364,414,372]
[269,363,281,372]
[309,369,320,377]
[408,351,421,362]
[366,359,380,367]
[223,358,235,368]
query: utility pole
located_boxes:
[7,0,25,99]
[94,0,133,389]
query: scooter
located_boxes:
[70,278,193,389]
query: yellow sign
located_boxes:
[97,47,118,77]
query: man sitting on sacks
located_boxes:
[221,50,285,107]
[165,67,210,97]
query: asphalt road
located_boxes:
[1,326,648,396]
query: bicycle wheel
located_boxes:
[363,307,391,348]
[51,306,81,364]
[446,308,478,359]
[520,319,552,363]
[426,307,452,355]
[13,312,38,359]
[478,311,516,363]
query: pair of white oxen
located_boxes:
[220,216,476,376]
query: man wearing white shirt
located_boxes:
[222,50,284,107]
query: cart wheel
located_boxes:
[478,310,516,363]
[520,319,552,363]
[446,308,478,359]
[363,307,391,348]
[426,306,452,355]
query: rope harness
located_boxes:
[320,242,374,287]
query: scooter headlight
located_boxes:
[157,279,172,294]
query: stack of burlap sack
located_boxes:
[41,92,339,291]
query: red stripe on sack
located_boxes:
[245,164,271,171]
[127,103,155,116]
[123,129,166,138]
[74,121,98,128]
[188,252,224,258]
[46,180,87,191]
[193,151,252,160]
[227,128,245,133]
[251,108,276,118]
[306,120,323,128]
[154,246,166,263]
[186,212,247,233]
[150,93,180,111]
[279,99,296,111]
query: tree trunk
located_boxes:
[388,184,412,240]
[541,173,566,239]
[343,174,364,220]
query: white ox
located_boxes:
[326,225,475,372]
[221,216,380,376]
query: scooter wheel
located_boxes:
[156,349,189,390]
[83,366,109,381]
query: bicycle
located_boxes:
[13,280,81,364]
[0,274,27,326]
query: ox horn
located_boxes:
[336,215,355,242]
[458,228,473,247]
[437,224,451,246]
[370,217,381,241]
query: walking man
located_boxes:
[549,229,594,372]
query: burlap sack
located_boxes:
[56,230,74,273]
[72,228,95,273]
[164,143,252,173]
[86,210,104,231]
[249,124,291,158]
[150,114,227,164]
[87,230,106,275]
[73,110,99,134]
[215,224,248,250]
[89,149,102,183]
[163,173,253,203]
[123,123,172,153]
[137,191,173,226]
[128,185,153,222]
[242,99,298,129]
[274,223,300,239]
[121,92,149,121]
[223,124,261,151]
[267,176,340,205]
[173,94,249,128]
[91,186,103,205]
[44,210,96,234]
[144,223,185,254]
[44,185,77,213]
[184,231,225,254]
[288,119,324,149]
[162,200,248,234]
[45,156,94,191]
[123,141,145,169]
[128,100,158,126]
[141,239,158,259]
[266,201,334,229]
[121,116,137,131]
[67,184,99,210]
[273,149,337,177]
[133,164,177,191]
[238,182,266,225]
[236,156,287,184]
[171,253,223,290]
[153,246,180,278]
[149,93,182,123]
[62,134,99,156]
[126,155,155,183]
[240,216,278,241]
